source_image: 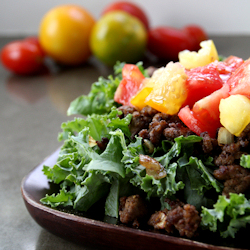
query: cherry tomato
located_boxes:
[39,5,95,65]
[183,25,208,51]
[102,1,149,30]
[114,64,145,106]
[147,27,193,61]
[90,11,147,66]
[1,37,45,75]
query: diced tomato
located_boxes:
[114,64,145,106]
[211,56,244,83]
[179,84,230,138]
[193,84,229,120]
[182,64,224,108]
[228,59,250,97]
[223,56,244,71]
[178,106,217,137]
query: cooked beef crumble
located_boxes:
[214,165,250,197]
[119,195,148,228]
[148,199,201,238]
[200,132,218,154]
[119,105,194,145]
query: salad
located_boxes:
[41,40,250,247]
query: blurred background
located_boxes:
[1,0,250,36]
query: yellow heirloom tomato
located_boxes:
[219,94,250,136]
[144,62,188,115]
[130,78,154,110]
[39,5,95,65]
[179,40,219,69]
[130,67,164,110]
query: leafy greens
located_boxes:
[41,61,250,240]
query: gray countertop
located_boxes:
[1,35,250,250]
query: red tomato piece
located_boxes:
[147,27,193,61]
[192,84,229,120]
[227,59,250,97]
[211,56,244,83]
[178,106,217,137]
[223,55,244,71]
[0,37,45,75]
[183,24,208,51]
[102,1,149,30]
[182,64,224,108]
[179,84,230,138]
[114,64,145,106]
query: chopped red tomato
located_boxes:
[223,55,244,71]
[114,64,145,106]
[178,106,217,137]
[228,59,250,97]
[211,56,244,83]
[179,84,230,138]
[193,83,229,120]
[182,64,224,108]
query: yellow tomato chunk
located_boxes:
[178,40,219,69]
[144,62,187,115]
[130,78,153,110]
[219,94,250,136]
[130,67,164,110]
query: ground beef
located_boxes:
[214,141,246,166]
[214,165,250,197]
[148,199,201,238]
[152,112,171,122]
[135,108,195,146]
[238,123,250,140]
[165,198,184,209]
[163,122,194,141]
[200,132,218,154]
[121,106,159,139]
[119,105,196,145]
[119,195,148,228]
[148,120,168,145]
[214,124,250,167]
[118,105,138,118]
[140,105,159,118]
[129,111,153,138]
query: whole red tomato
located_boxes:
[1,37,45,75]
[102,1,149,29]
[183,25,208,51]
[147,27,193,61]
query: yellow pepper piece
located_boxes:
[178,40,219,69]
[219,94,250,136]
[144,62,187,115]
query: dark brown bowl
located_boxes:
[21,149,247,250]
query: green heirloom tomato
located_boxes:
[90,11,147,66]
